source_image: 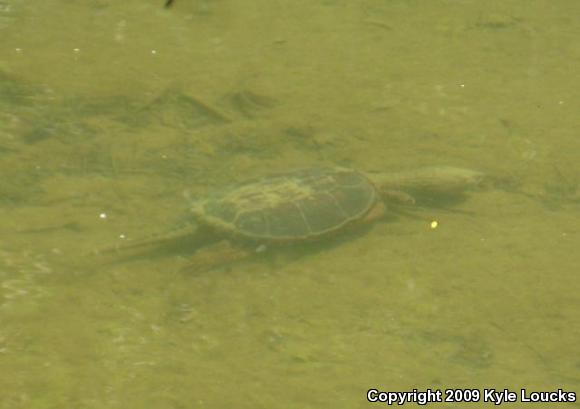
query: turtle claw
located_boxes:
[181,240,252,273]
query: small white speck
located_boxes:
[99,213,108,219]
[119,233,126,239]
[459,83,465,88]
[73,48,80,53]
[151,49,157,55]
[15,48,22,53]
[255,244,267,253]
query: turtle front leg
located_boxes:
[183,240,253,272]
[382,190,416,205]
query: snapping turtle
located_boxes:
[105,166,484,270]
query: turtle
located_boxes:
[102,165,484,270]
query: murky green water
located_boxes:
[1,1,579,408]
